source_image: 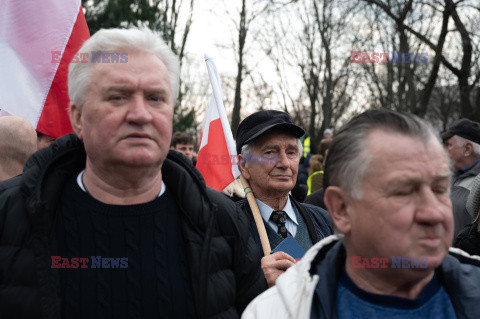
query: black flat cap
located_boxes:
[235,110,305,154]
[441,118,480,145]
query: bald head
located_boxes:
[0,116,37,181]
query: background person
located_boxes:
[306,154,324,196]
[323,128,333,139]
[442,118,480,238]
[170,131,195,161]
[304,138,332,210]
[235,110,334,287]
[0,116,37,181]
[297,132,316,201]
[36,131,56,150]
[454,173,480,256]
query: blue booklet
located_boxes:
[272,236,305,260]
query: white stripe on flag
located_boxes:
[203,54,240,178]
[0,0,81,128]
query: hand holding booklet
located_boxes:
[271,236,305,260]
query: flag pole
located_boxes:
[240,175,271,256]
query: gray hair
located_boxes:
[68,27,180,107]
[324,109,443,199]
[455,135,480,157]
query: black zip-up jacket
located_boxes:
[0,134,266,319]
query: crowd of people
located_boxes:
[1,26,480,318]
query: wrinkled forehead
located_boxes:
[87,52,171,92]
[366,129,449,173]
[445,134,464,146]
[251,130,298,149]
[89,50,164,74]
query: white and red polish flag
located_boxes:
[0,0,90,138]
[196,55,240,192]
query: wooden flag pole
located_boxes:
[240,175,271,256]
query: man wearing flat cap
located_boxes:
[442,118,480,238]
[235,110,334,287]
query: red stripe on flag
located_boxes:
[196,118,235,191]
[36,6,90,138]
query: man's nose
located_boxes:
[415,187,448,225]
[275,151,289,168]
[126,95,153,124]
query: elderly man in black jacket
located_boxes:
[235,110,334,287]
[442,118,480,238]
[0,27,265,318]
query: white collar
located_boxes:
[77,169,166,197]
[255,196,299,225]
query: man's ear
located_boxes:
[464,142,473,157]
[324,186,352,234]
[237,154,251,180]
[69,104,83,139]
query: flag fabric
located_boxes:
[0,0,90,138]
[196,55,240,192]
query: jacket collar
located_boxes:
[437,249,480,318]
[275,234,343,318]
[161,150,213,232]
[455,158,480,179]
[24,134,86,224]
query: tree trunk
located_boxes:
[231,0,247,136]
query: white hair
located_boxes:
[68,27,180,107]
[455,136,480,157]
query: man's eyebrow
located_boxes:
[103,86,133,93]
[260,143,298,151]
[389,177,421,187]
[433,171,451,182]
[261,145,280,151]
[103,86,168,94]
[143,88,169,95]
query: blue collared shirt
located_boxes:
[255,197,299,236]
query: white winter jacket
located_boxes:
[242,235,342,319]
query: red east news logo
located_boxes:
[51,256,128,269]
[196,154,279,166]
[351,256,428,269]
[51,51,128,64]
[351,51,428,64]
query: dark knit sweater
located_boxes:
[55,175,196,318]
